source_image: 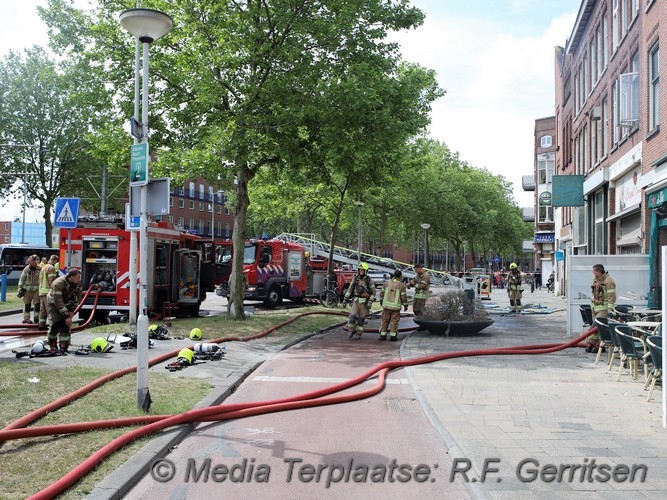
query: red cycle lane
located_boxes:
[126,325,471,500]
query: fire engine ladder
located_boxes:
[274,233,457,284]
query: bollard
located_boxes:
[530,280,534,293]
[1,273,6,302]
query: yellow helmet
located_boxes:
[510,263,518,269]
[177,348,194,365]
[148,324,158,333]
[304,251,310,258]
[90,337,112,353]
[189,327,202,340]
[359,262,369,271]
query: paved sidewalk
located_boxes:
[402,288,667,499]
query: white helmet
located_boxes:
[31,341,46,355]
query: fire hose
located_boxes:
[0,286,99,336]
[1,312,596,499]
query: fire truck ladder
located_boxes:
[274,233,457,284]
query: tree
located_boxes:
[41,0,437,318]
[0,47,119,244]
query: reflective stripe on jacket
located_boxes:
[382,278,407,311]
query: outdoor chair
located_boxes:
[579,305,593,331]
[593,317,614,366]
[612,305,635,323]
[605,318,623,372]
[615,324,648,383]
[645,336,662,402]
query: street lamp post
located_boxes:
[421,223,430,268]
[120,7,173,412]
[354,201,364,265]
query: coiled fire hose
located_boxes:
[1,311,595,499]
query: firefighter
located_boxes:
[344,262,375,339]
[46,268,83,353]
[587,263,616,353]
[37,255,60,331]
[408,263,430,316]
[379,270,408,341]
[507,263,523,313]
[17,254,41,324]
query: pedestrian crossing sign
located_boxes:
[53,198,80,229]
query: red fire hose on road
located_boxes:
[1,310,596,499]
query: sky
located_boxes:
[0,0,583,223]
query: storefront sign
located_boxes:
[539,191,552,206]
[535,233,555,243]
[552,175,585,206]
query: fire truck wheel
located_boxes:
[264,285,283,308]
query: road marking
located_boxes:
[253,375,409,385]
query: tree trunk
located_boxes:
[43,202,53,247]
[326,180,348,275]
[228,162,252,319]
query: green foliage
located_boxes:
[421,289,490,321]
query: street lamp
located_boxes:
[354,201,364,265]
[421,223,430,268]
[120,7,173,412]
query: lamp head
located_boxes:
[119,8,173,43]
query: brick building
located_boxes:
[548,0,667,298]
[158,176,234,238]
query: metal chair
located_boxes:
[579,305,593,331]
[645,336,662,402]
[612,304,635,322]
[593,317,614,366]
[615,324,648,382]
[605,319,623,372]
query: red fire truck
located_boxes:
[59,216,213,323]
[214,239,356,307]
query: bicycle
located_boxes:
[319,274,340,308]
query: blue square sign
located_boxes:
[53,198,80,229]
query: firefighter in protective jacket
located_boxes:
[507,263,523,313]
[46,269,82,353]
[344,262,375,339]
[379,270,408,341]
[586,263,616,352]
[409,263,430,316]
[37,255,59,330]
[17,254,41,324]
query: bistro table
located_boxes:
[627,321,661,339]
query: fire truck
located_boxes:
[59,215,213,323]
[214,239,356,307]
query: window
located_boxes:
[596,25,603,78]
[208,186,214,201]
[538,205,554,223]
[168,215,174,223]
[178,185,184,195]
[198,220,204,234]
[649,44,659,131]
[189,182,195,197]
[583,124,589,172]
[178,217,184,227]
[217,205,222,214]
[603,14,609,66]
[602,96,609,155]
[540,135,552,148]
[619,55,639,129]
[189,200,195,210]
[612,80,620,144]
[217,222,222,236]
[199,184,205,199]
[208,203,213,213]
[178,199,185,209]
[590,40,597,85]
[169,197,173,207]
[199,202,204,212]
[612,0,619,51]
[225,208,230,216]
[189,218,195,231]
[583,55,588,98]
[537,154,554,185]
[594,111,601,164]
[225,223,230,237]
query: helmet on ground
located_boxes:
[90,337,112,353]
[189,327,202,340]
[148,324,158,333]
[31,341,46,355]
[177,348,194,365]
[510,263,518,269]
[359,262,369,271]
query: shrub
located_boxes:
[420,289,490,321]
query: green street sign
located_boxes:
[130,142,149,186]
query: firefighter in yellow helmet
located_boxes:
[408,263,430,316]
[344,262,375,339]
[379,270,408,341]
[586,263,617,353]
[507,263,523,313]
